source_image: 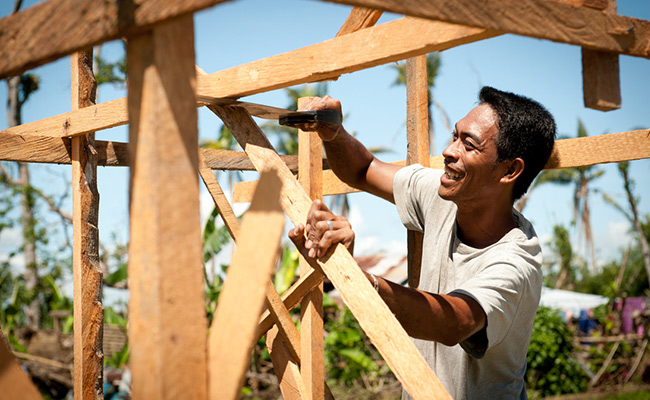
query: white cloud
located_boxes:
[594,220,633,264]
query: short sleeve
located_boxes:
[452,259,541,356]
[393,165,444,232]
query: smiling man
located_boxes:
[289,87,556,399]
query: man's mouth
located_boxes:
[444,167,463,181]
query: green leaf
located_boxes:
[105,263,127,285]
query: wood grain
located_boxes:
[126,15,207,400]
[0,0,230,78]
[197,17,497,99]
[297,98,325,400]
[71,49,103,400]
[0,328,42,400]
[336,7,383,37]
[405,55,430,290]
[266,325,305,400]
[208,171,285,400]
[324,0,650,58]
[216,104,451,399]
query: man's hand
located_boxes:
[295,96,343,141]
[288,199,354,258]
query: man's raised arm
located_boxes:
[297,96,402,203]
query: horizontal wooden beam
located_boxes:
[196,17,496,98]
[0,16,494,140]
[233,129,650,201]
[324,0,650,58]
[0,136,318,171]
[0,0,231,79]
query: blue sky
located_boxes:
[1,0,649,298]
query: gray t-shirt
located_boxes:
[394,165,542,400]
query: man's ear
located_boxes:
[500,158,524,184]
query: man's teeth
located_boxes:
[445,170,461,180]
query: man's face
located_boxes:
[439,104,505,206]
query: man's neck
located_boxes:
[455,203,517,249]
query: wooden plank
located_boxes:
[234,129,650,201]
[197,17,498,99]
[582,49,621,111]
[0,136,309,171]
[336,7,383,36]
[324,0,650,58]
[256,268,325,340]
[0,328,42,400]
[405,55,430,290]
[71,49,103,400]
[297,98,325,400]
[215,104,451,399]
[0,17,495,140]
[126,15,207,400]
[581,0,621,111]
[208,171,285,400]
[0,0,230,79]
[266,325,305,400]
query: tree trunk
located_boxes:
[6,72,40,330]
[621,166,650,289]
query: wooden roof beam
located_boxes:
[0,17,495,140]
[233,129,650,202]
[0,0,231,79]
[322,0,650,58]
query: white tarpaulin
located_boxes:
[539,286,609,314]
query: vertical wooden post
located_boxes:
[126,15,207,400]
[297,97,325,399]
[71,49,103,400]
[581,0,621,111]
[405,55,430,289]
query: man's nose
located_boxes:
[442,141,460,161]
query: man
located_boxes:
[289,87,556,399]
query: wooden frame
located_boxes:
[0,0,648,399]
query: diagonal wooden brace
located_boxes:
[214,104,451,399]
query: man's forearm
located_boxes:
[366,272,486,346]
[322,127,375,190]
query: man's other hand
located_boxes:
[288,199,354,258]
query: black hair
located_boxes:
[479,86,556,201]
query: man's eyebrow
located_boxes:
[454,123,482,144]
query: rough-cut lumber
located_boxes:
[546,129,650,168]
[581,0,621,111]
[197,17,497,98]
[126,15,207,400]
[405,55,430,290]
[256,268,326,340]
[0,328,42,400]
[0,0,231,78]
[208,171,285,400]
[0,17,495,140]
[215,104,451,399]
[199,149,334,398]
[297,98,325,400]
[325,0,650,58]
[266,325,305,400]
[336,7,383,37]
[71,50,103,400]
[0,136,315,172]
[234,129,650,201]
[582,48,621,111]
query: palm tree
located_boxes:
[603,161,650,289]
[518,119,604,274]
